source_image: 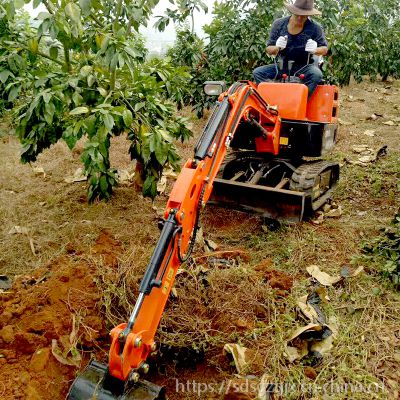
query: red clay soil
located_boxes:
[0,231,121,399]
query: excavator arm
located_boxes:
[68,81,281,399]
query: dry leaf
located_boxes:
[223,343,252,374]
[363,130,376,137]
[298,295,319,322]
[382,120,395,126]
[358,155,376,163]
[156,174,167,194]
[8,226,29,235]
[306,265,341,286]
[117,169,135,184]
[311,211,324,225]
[64,168,87,183]
[340,265,364,278]
[32,166,46,177]
[204,238,218,252]
[325,205,343,218]
[163,166,178,179]
[258,374,275,400]
[285,323,335,362]
[51,338,81,367]
[366,113,383,121]
[352,145,371,154]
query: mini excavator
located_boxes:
[68,68,339,399]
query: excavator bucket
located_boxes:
[210,177,307,222]
[68,360,165,400]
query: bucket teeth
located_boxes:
[68,360,165,400]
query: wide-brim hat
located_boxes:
[285,0,322,16]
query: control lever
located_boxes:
[287,60,294,82]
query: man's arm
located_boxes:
[266,19,283,56]
[314,46,328,56]
[312,22,328,56]
[266,45,280,56]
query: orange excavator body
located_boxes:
[68,81,340,400]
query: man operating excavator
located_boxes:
[253,0,328,97]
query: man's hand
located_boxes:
[275,36,288,50]
[305,39,318,54]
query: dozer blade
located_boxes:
[209,178,307,222]
[68,360,165,400]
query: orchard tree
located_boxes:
[0,0,192,201]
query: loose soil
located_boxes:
[0,79,399,400]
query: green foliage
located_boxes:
[155,0,208,33]
[363,211,400,289]
[316,0,400,85]
[163,0,400,115]
[1,0,192,202]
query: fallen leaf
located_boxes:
[8,226,29,235]
[352,145,371,154]
[382,120,395,126]
[324,205,343,218]
[32,166,46,177]
[298,295,319,322]
[285,323,335,363]
[64,168,87,183]
[156,174,167,194]
[340,265,364,278]
[358,155,376,163]
[51,338,81,367]
[306,265,341,286]
[223,343,252,374]
[363,130,376,137]
[366,113,383,121]
[310,211,324,225]
[258,374,275,400]
[117,169,135,184]
[205,238,218,252]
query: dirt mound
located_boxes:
[0,232,121,399]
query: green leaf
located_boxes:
[63,128,78,150]
[44,102,56,124]
[72,92,83,106]
[33,0,42,8]
[14,0,24,9]
[103,113,114,131]
[143,175,157,198]
[8,86,19,102]
[99,175,108,193]
[49,46,59,60]
[70,107,89,115]
[65,2,81,24]
[87,75,95,87]
[134,102,145,112]
[98,87,108,97]
[79,0,91,15]
[154,141,168,165]
[122,109,133,127]
[0,70,13,84]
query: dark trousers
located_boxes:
[253,64,323,97]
